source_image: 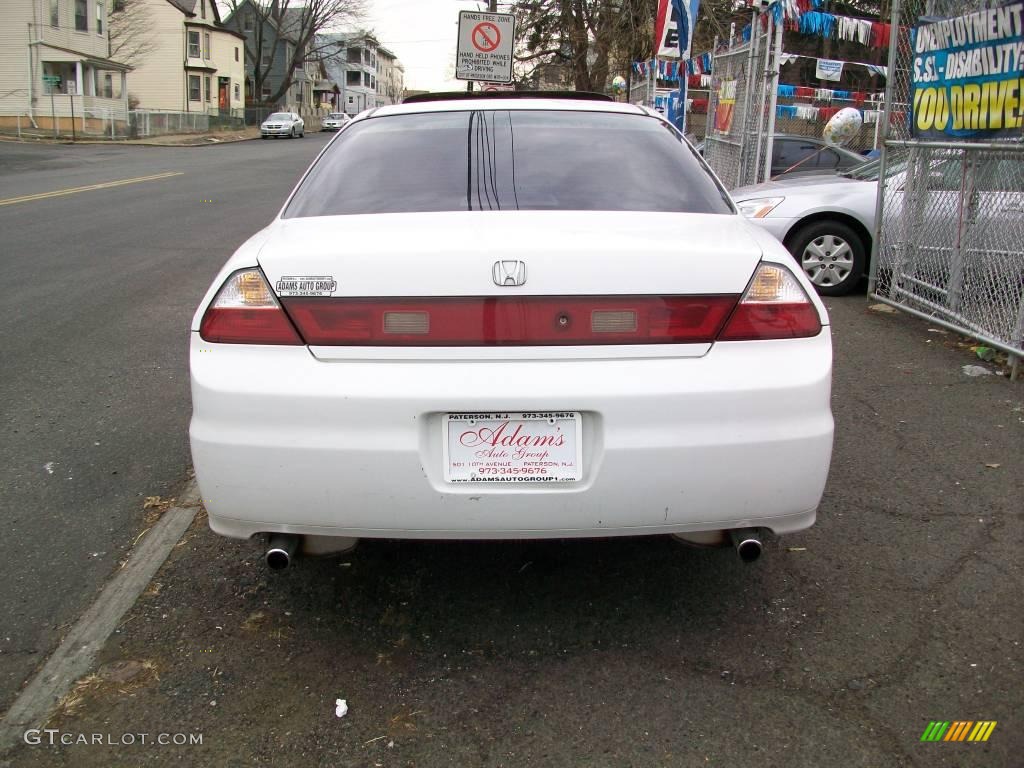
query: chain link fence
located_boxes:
[871,0,1024,375]
[704,15,777,190]
[1,110,131,140]
[129,110,246,138]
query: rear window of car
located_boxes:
[283,110,733,217]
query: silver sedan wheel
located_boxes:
[800,234,854,287]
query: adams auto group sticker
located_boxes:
[275,275,337,297]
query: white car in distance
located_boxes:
[260,112,304,139]
[321,112,351,131]
[191,94,834,570]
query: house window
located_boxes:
[235,47,239,62]
[243,11,253,31]
[363,72,370,87]
[200,0,205,18]
[50,0,59,26]
[346,71,359,86]
[204,75,211,102]
[347,95,353,104]
[233,82,240,100]
[347,48,361,63]
[189,74,201,102]
[261,86,271,101]
[97,0,104,33]
[188,31,201,58]
[102,73,113,98]
[75,0,88,31]
[203,32,210,59]
[261,48,270,67]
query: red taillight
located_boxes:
[718,263,822,341]
[199,269,302,345]
[281,295,739,346]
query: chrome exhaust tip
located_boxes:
[265,533,300,571]
[730,528,763,563]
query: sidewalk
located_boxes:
[0,127,262,147]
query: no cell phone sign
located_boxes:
[472,22,501,52]
[457,11,515,83]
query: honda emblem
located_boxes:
[492,260,527,287]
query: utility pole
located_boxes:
[467,0,497,91]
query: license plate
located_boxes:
[443,412,582,484]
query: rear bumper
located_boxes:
[190,333,834,540]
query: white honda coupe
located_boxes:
[190,93,834,569]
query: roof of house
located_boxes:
[165,0,226,25]
[166,0,196,14]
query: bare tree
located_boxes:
[108,0,157,67]
[224,0,366,107]
[512,0,655,93]
[383,67,404,105]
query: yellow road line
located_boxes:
[0,171,183,207]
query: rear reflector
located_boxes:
[718,263,822,341]
[591,310,638,333]
[383,311,430,334]
[199,269,302,345]
[281,295,739,346]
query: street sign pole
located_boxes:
[466,2,496,94]
[50,85,57,140]
[43,75,62,139]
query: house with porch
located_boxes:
[119,0,246,116]
[0,0,130,134]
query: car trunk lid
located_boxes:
[256,210,764,357]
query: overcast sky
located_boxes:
[367,0,475,92]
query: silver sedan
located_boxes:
[260,112,305,139]
[734,156,1024,295]
[732,161,879,296]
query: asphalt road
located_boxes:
[1,135,1022,766]
[0,134,331,714]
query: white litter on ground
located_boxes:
[335,699,348,718]
[962,365,993,377]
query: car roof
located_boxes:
[371,97,649,119]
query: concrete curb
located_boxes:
[0,135,263,148]
[0,481,201,754]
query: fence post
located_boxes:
[738,8,761,189]
[866,0,903,297]
[761,12,784,185]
